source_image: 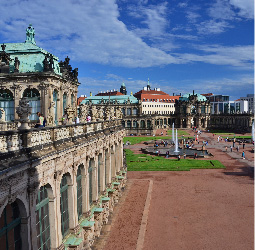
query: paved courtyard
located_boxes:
[94,130,254,250]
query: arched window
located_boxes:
[147,120,151,128]
[141,120,145,128]
[0,201,22,249]
[23,88,40,120]
[60,175,69,237]
[36,186,51,249]
[127,108,131,115]
[77,166,83,220]
[53,90,58,125]
[127,120,131,128]
[98,154,103,194]
[0,89,14,121]
[121,120,125,127]
[132,108,138,115]
[133,120,137,128]
[63,93,67,115]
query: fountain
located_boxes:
[172,123,175,143]
[252,121,254,142]
[174,129,179,152]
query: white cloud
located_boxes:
[0,0,177,68]
[208,0,236,20]
[197,20,232,34]
[176,45,253,68]
[229,0,254,19]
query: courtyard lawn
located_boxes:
[125,149,225,171]
[221,135,252,139]
[167,130,189,136]
[123,135,190,145]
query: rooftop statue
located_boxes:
[25,24,36,45]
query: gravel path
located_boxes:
[98,129,254,250]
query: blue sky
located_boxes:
[0,0,254,100]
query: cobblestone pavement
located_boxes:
[96,129,254,250]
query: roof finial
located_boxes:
[147,78,151,90]
[25,24,36,45]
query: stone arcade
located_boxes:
[0,25,126,250]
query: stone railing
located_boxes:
[0,120,122,155]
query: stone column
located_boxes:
[111,146,115,181]
[68,180,78,232]
[105,149,111,186]
[99,152,105,193]
[93,154,99,202]
[83,159,90,213]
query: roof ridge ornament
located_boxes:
[25,24,36,45]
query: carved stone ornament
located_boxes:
[0,108,6,122]
[16,97,32,130]
[79,104,88,122]
[47,101,55,126]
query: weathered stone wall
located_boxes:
[0,120,126,250]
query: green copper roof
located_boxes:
[180,93,207,102]
[81,94,139,104]
[4,42,61,74]
[121,82,125,87]
[2,25,61,74]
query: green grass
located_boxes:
[125,149,225,171]
[209,129,235,135]
[167,130,189,136]
[221,135,251,139]
[124,135,191,145]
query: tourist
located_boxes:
[230,146,233,152]
[183,153,186,159]
[178,154,181,161]
[62,114,67,125]
[233,141,235,147]
[225,146,228,152]
[161,131,163,136]
[35,112,44,128]
[86,115,91,122]
[213,133,214,137]
[193,153,196,159]
[42,115,47,127]
[242,151,245,159]
[75,116,80,124]
[243,143,245,149]
[237,146,239,152]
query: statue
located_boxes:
[105,106,111,120]
[49,55,54,72]
[43,55,50,72]
[16,97,32,130]
[79,104,88,122]
[14,57,20,73]
[116,106,123,119]
[91,106,98,122]
[98,107,104,121]
[0,108,6,122]
[25,24,36,45]
[110,107,115,120]
[73,68,78,79]
[47,101,55,126]
[64,104,75,124]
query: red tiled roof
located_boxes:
[77,96,86,105]
[96,91,124,96]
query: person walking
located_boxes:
[243,143,245,149]
[233,141,235,147]
[237,146,239,152]
[178,154,181,161]
[183,153,186,159]
[242,151,245,159]
[225,146,228,152]
[230,146,233,152]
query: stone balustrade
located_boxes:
[0,120,122,156]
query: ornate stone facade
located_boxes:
[0,120,126,250]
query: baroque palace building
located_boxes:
[0,25,126,250]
